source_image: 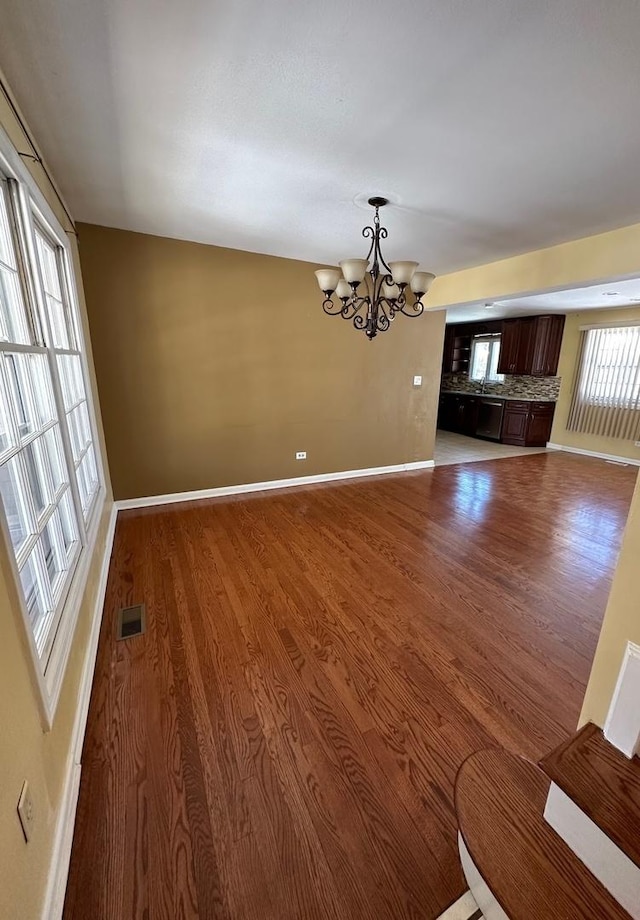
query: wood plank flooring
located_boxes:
[63,453,637,920]
[540,722,640,871]
[455,748,631,919]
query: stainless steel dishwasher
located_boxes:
[475,398,505,441]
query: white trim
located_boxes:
[0,487,51,727]
[435,889,481,920]
[0,120,107,726]
[544,782,640,919]
[579,319,640,331]
[458,832,509,920]
[604,641,640,759]
[41,501,117,920]
[546,442,640,467]
[43,488,106,722]
[114,461,435,510]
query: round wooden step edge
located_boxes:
[454,747,631,920]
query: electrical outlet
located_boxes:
[413,375,423,386]
[635,441,640,448]
[17,781,34,842]
[295,451,307,460]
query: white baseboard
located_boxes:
[115,460,435,510]
[546,442,640,467]
[544,782,640,919]
[41,501,117,920]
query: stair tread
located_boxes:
[540,722,640,870]
[455,747,631,920]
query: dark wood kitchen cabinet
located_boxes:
[442,327,472,374]
[501,401,528,442]
[530,314,565,376]
[497,318,535,375]
[497,315,565,377]
[438,393,478,434]
[442,319,502,373]
[501,400,556,447]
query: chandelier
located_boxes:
[314,197,435,340]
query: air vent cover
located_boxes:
[116,604,146,640]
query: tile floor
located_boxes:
[434,429,548,467]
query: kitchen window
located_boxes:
[0,159,103,723]
[470,334,504,383]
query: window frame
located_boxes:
[469,333,505,384]
[0,123,105,729]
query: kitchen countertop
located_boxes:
[441,390,556,403]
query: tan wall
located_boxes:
[550,306,640,462]
[429,221,640,309]
[0,73,112,919]
[580,471,640,727]
[78,223,446,501]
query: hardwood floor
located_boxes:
[455,748,630,919]
[64,453,637,920]
[540,722,640,872]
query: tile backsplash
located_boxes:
[441,372,561,401]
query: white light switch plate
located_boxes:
[413,375,423,386]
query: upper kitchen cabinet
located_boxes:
[498,317,535,375]
[442,326,472,374]
[497,314,565,377]
[529,314,565,376]
[442,319,502,374]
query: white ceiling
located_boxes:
[2,0,640,274]
[444,277,640,324]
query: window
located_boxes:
[577,325,640,405]
[0,169,102,702]
[34,225,100,519]
[567,324,640,440]
[470,334,504,383]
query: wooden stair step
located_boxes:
[455,747,631,919]
[539,722,640,871]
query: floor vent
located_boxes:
[116,604,146,640]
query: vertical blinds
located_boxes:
[567,324,640,441]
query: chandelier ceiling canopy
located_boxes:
[314,197,435,340]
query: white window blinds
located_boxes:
[567,324,640,440]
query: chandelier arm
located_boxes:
[398,299,425,317]
[380,296,398,316]
[353,313,378,339]
[371,267,384,303]
[373,226,393,277]
[340,295,369,320]
[375,299,391,334]
[362,225,377,263]
[322,297,343,316]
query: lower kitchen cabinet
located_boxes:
[438,392,556,447]
[438,392,478,435]
[501,402,528,442]
[501,400,555,447]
